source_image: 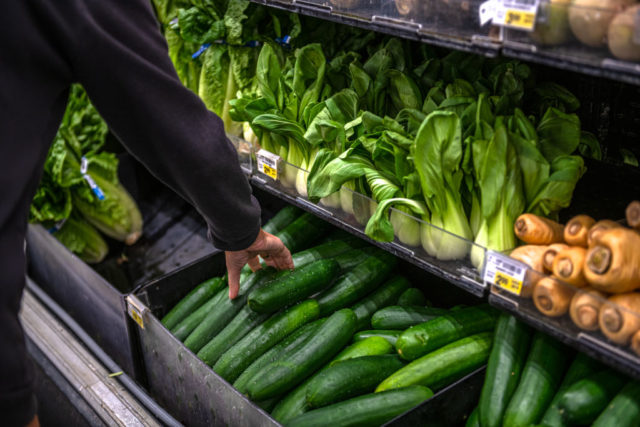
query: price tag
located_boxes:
[127,301,145,329]
[483,250,527,295]
[480,0,540,31]
[256,149,280,180]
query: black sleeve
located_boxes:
[71,0,261,250]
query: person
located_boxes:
[1,1,295,426]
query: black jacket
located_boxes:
[1,1,261,425]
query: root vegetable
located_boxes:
[552,247,589,288]
[585,228,640,293]
[626,200,640,230]
[534,277,576,317]
[570,287,607,331]
[564,215,596,247]
[599,293,640,345]
[631,329,640,356]
[608,6,640,61]
[394,0,428,18]
[568,0,634,48]
[543,243,570,272]
[587,219,623,247]
[514,214,565,245]
[530,0,573,45]
[510,245,548,297]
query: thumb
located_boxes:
[225,253,240,300]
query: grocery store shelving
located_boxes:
[247,0,502,57]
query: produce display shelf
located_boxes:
[247,0,501,58]
[489,288,640,381]
[250,173,486,298]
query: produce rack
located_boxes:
[247,0,640,86]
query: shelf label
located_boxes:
[480,0,539,31]
[483,250,527,295]
[256,149,280,180]
[127,300,145,329]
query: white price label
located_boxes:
[483,250,527,295]
[480,0,540,31]
[256,149,280,180]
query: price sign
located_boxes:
[256,149,280,180]
[483,250,527,295]
[480,0,540,31]
[127,300,145,329]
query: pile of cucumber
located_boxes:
[159,205,503,426]
[467,313,640,427]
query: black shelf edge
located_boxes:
[489,291,640,381]
[249,0,501,58]
[250,175,487,298]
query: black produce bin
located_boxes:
[131,232,482,426]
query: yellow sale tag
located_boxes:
[494,271,524,295]
[256,149,280,181]
[128,305,145,329]
[504,9,536,30]
[262,163,278,180]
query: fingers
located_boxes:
[225,252,241,300]
[248,256,262,272]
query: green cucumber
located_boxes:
[275,213,330,253]
[291,238,366,269]
[540,352,604,427]
[213,300,320,382]
[502,332,570,427]
[396,304,498,361]
[183,268,277,353]
[593,381,640,427]
[270,336,392,423]
[248,259,340,314]
[478,314,532,427]
[196,305,269,366]
[306,355,405,408]
[171,287,227,342]
[466,406,480,427]
[285,386,433,427]
[376,332,492,392]
[317,250,397,316]
[557,369,627,425]
[397,287,428,307]
[351,276,411,331]
[331,247,375,272]
[263,205,303,235]
[248,309,357,401]
[161,277,225,330]
[233,319,326,394]
[353,330,402,346]
[371,305,449,330]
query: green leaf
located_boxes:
[537,107,581,162]
[365,198,427,242]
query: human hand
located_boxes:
[225,229,293,299]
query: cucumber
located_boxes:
[291,238,366,269]
[376,332,492,392]
[331,247,376,272]
[502,332,570,427]
[263,205,303,235]
[248,309,357,401]
[317,250,397,316]
[557,369,627,425]
[213,300,320,382]
[285,386,433,427]
[275,213,330,253]
[353,330,402,346]
[306,355,405,408]
[183,268,277,353]
[161,277,225,330]
[271,336,392,423]
[466,406,479,427]
[371,305,449,330]
[396,287,428,307]
[396,305,498,361]
[593,381,640,427]
[540,352,604,427]
[170,283,226,341]
[248,259,340,314]
[196,305,269,366]
[351,276,411,331]
[478,314,532,427]
[233,319,326,394]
